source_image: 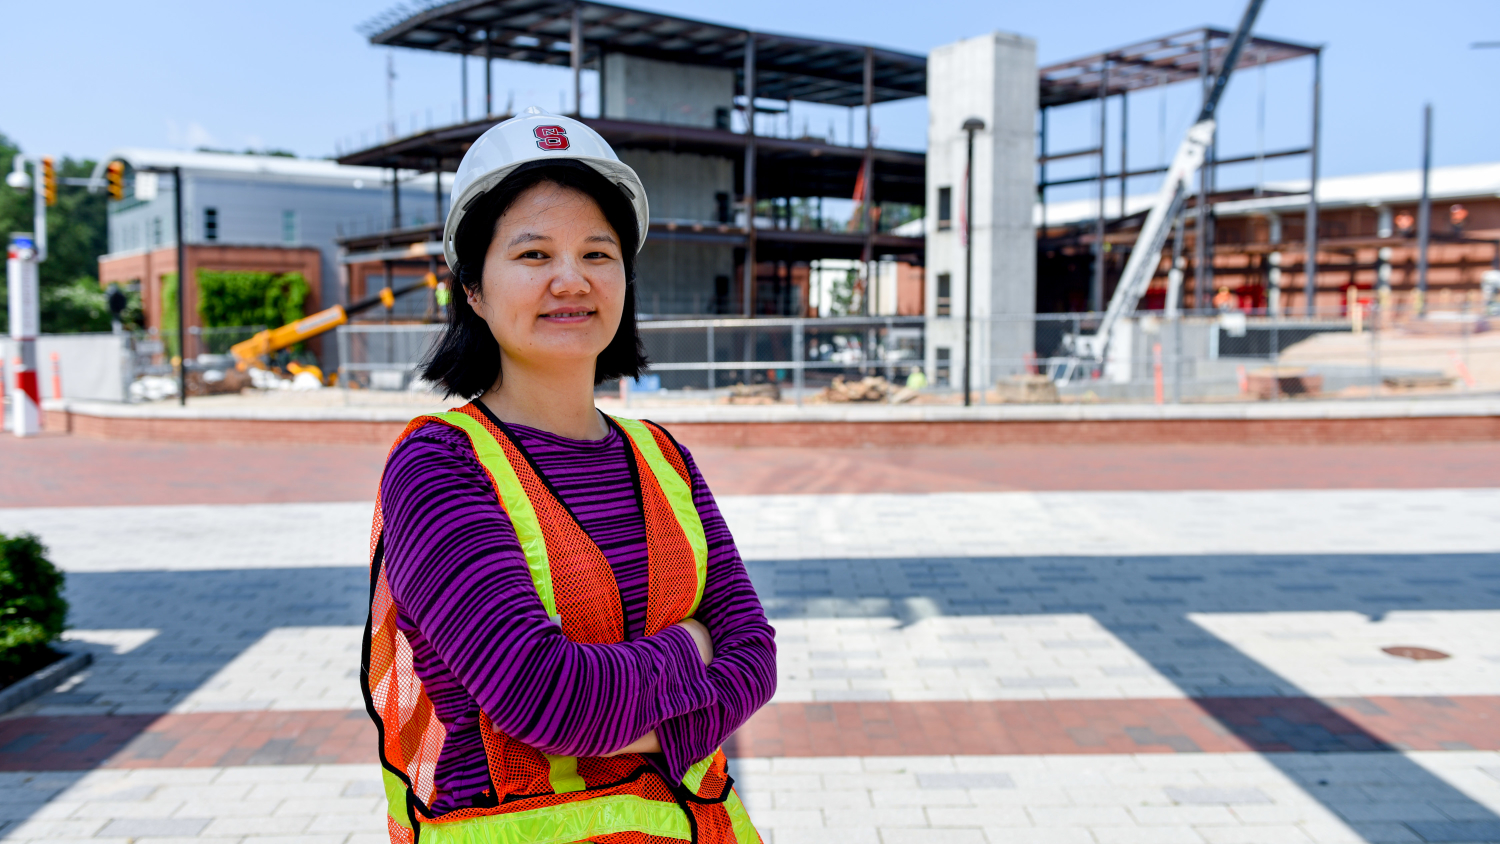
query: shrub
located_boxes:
[197,270,309,329]
[0,533,68,683]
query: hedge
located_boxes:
[158,270,310,358]
[0,533,68,686]
[197,270,309,330]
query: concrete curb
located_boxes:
[0,650,93,716]
[43,395,1500,423]
[40,396,1500,446]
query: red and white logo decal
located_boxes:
[534,125,570,150]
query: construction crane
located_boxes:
[229,273,443,373]
[1059,0,1267,380]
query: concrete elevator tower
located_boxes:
[926,32,1037,392]
[601,54,738,315]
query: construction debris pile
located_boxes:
[817,376,918,404]
[994,374,1059,403]
[724,382,781,404]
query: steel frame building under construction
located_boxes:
[336,0,928,321]
[322,0,1500,393]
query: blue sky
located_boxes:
[7,0,1497,196]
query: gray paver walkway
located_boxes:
[3,489,1499,844]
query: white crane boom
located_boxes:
[1062,0,1266,375]
[1072,120,1213,363]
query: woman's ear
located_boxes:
[465,277,484,313]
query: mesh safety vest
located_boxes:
[362,403,761,844]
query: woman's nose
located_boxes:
[550,258,592,296]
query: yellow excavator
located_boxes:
[229,272,446,383]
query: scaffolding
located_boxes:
[341,0,929,318]
[1035,27,1322,313]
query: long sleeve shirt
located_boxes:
[378,407,777,814]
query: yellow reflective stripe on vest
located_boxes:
[680,750,717,794]
[432,411,558,621]
[383,768,413,830]
[420,793,692,844]
[611,416,708,615]
[543,753,587,794]
[725,790,762,844]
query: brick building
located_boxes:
[1040,162,1500,318]
[94,149,440,363]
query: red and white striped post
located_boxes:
[6,234,41,436]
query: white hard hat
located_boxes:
[443,106,649,271]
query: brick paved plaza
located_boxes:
[2,436,1499,844]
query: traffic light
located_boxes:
[41,157,56,206]
[106,160,125,200]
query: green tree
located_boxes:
[828,268,857,316]
[162,272,179,358]
[0,132,110,333]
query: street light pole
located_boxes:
[962,117,985,407]
[1416,104,1432,318]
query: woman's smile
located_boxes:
[539,308,596,323]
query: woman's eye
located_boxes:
[519,250,547,260]
[584,251,612,260]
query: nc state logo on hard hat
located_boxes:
[534,126,569,150]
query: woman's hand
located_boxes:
[602,729,660,756]
[675,618,713,665]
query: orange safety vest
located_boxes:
[362,403,761,844]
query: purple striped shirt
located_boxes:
[378,405,776,814]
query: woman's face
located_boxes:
[469,181,626,377]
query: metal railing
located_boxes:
[189,325,267,357]
[128,325,268,375]
[330,308,1499,403]
[336,323,443,391]
[634,316,926,398]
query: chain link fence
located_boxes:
[1002,308,1498,402]
[329,308,1500,404]
[336,323,444,391]
[632,317,926,396]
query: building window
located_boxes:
[936,187,952,230]
[936,272,952,316]
[282,210,298,244]
[715,192,731,224]
[153,217,162,246]
[714,107,731,131]
[935,347,951,386]
[203,207,218,242]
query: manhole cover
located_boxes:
[1382,646,1450,661]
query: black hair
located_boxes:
[419,159,648,398]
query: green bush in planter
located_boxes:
[0,533,68,679]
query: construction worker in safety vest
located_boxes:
[363,107,775,844]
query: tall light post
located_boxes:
[962,117,984,407]
[6,155,48,436]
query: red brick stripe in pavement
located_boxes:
[0,710,371,771]
[724,696,1500,758]
[4,435,1500,507]
[5,696,1498,771]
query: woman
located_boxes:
[362,108,775,844]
